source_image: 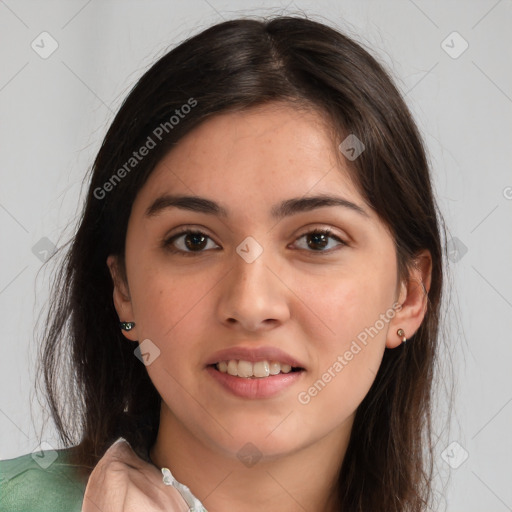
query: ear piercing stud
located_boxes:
[120,322,136,331]
[397,328,407,344]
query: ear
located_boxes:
[107,255,138,341]
[386,249,432,349]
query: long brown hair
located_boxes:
[37,15,447,511]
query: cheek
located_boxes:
[127,254,216,338]
[294,266,395,415]
[277,297,392,449]
[299,264,394,347]
[127,268,213,406]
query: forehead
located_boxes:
[135,103,363,211]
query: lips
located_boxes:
[205,346,306,398]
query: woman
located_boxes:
[0,15,445,511]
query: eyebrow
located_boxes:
[145,194,369,219]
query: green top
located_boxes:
[0,448,87,512]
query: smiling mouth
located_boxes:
[210,360,305,379]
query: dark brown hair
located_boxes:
[38,15,446,511]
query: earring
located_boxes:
[397,328,407,344]
[120,322,135,331]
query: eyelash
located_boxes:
[162,228,347,256]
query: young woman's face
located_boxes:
[113,103,407,461]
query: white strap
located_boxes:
[161,467,208,512]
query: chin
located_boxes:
[209,424,308,461]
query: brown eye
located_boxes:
[183,232,208,251]
[294,229,346,252]
[164,230,220,254]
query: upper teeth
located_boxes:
[216,360,293,378]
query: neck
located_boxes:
[149,404,352,512]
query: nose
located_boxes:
[216,247,291,333]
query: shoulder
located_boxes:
[0,447,88,512]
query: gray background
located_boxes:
[1,1,511,511]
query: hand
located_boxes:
[81,438,190,512]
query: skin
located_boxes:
[106,102,431,511]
